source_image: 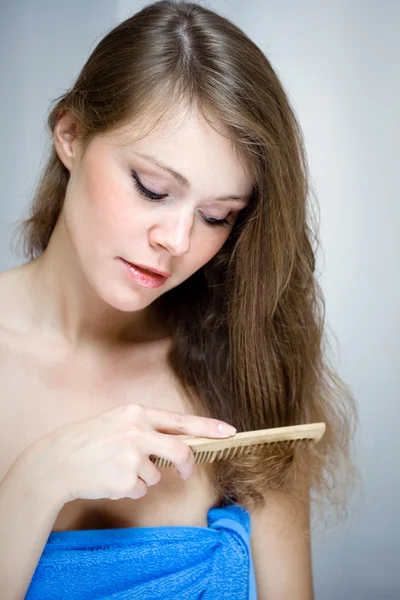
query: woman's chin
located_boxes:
[97,282,156,313]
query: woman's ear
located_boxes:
[53,109,83,173]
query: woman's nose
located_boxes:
[149,211,194,256]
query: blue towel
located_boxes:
[25,503,258,599]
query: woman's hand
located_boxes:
[19,403,236,505]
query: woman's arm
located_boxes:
[0,449,64,600]
[250,488,314,600]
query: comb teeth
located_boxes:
[149,422,325,469]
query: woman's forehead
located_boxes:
[108,106,254,191]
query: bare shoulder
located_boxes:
[0,264,38,477]
[0,262,27,288]
[0,263,32,335]
[0,264,37,386]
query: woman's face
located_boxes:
[54,106,253,313]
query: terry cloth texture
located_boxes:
[25,503,258,599]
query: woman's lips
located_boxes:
[119,258,169,289]
[133,262,171,278]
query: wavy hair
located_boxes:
[13,0,360,534]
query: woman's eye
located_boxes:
[131,171,231,229]
[131,171,167,201]
[201,214,231,228]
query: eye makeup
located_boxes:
[131,170,232,228]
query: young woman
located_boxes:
[0,1,358,598]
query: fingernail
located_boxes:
[218,423,237,436]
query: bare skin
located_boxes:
[0,264,225,532]
[0,104,251,537]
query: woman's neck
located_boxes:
[11,221,167,351]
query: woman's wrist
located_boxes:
[5,444,66,515]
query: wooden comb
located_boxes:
[150,422,326,468]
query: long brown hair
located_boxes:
[14,0,359,533]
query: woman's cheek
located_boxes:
[191,236,228,271]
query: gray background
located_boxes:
[0,1,398,598]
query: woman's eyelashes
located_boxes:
[131,171,168,201]
[131,171,231,228]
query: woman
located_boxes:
[0,1,358,598]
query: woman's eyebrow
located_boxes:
[131,150,249,204]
